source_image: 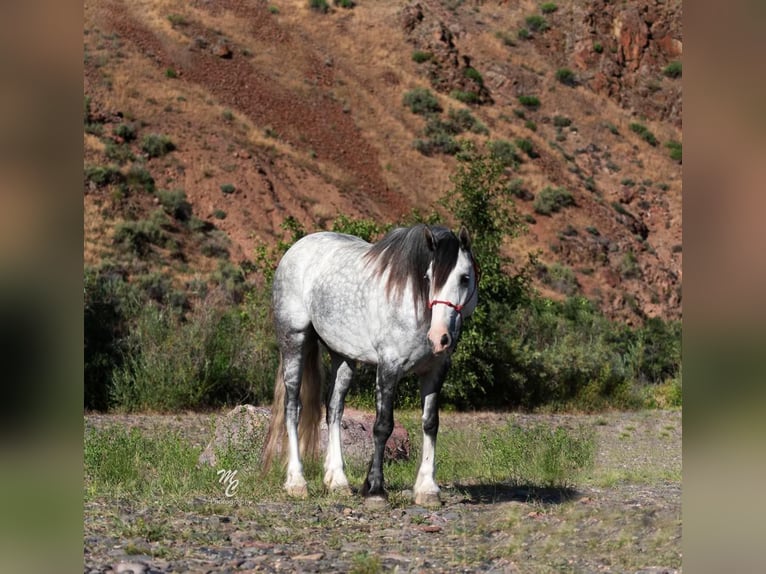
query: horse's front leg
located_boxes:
[362,365,399,506]
[414,361,449,507]
[324,353,355,493]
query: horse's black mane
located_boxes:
[365,224,460,313]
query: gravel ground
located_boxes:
[84,409,681,573]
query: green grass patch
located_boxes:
[629,122,659,147]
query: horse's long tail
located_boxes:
[262,343,323,472]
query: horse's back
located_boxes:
[272,232,370,327]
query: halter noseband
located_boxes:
[427,256,481,316]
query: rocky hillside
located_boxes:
[84,0,682,322]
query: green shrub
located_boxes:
[555,67,577,86]
[593,41,603,53]
[85,164,124,187]
[165,68,178,79]
[141,134,176,158]
[629,123,659,147]
[662,60,682,79]
[518,28,530,40]
[403,87,442,115]
[515,137,538,158]
[113,123,137,142]
[157,189,193,222]
[110,290,278,411]
[334,0,355,8]
[525,14,549,32]
[540,2,558,14]
[534,186,573,215]
[220,183,236,194]
[447,108,489,134]
[487,139,521,169]
[113,210,169,256]
[518,95,540,109]
[105,141,135,164]
[463,66,484,86]
[309,0,329,13]
[411,50,432,63]
[666,140,682,163]
[619,250,641,279]
[553,115,572,128]
[449,90,480,105]
[541,262,579,295]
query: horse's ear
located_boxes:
[424,225,436,251]
[459,226,471,251]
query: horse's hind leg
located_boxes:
[281,330,314,497]
[323,352,355,493]
[414,363,449,507]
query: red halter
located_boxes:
[427,256,481,316]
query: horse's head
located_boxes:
[424,226,479,355]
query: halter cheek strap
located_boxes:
[427,256,481,316]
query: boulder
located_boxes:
[198,404,411,467]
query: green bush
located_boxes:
[515,137,538,158]
[629,123,659,147]
[403,87,442,115]
[518,28,531,40]
[463,66,484,85]
[309,0,329,13]
[449,90,480,105]
[534,186,573,215]
[220,183,236,194]
[334,0,355,8]
[113,123,137,142]
[110,289,277,411]
[411,50,432,63]
[85,164,124,188]
[525,14,549,32]
[540,2,558,14]
[555,67,577,86]
[666,140,682,163]
[518,95,540,109]
[487,139,521,169]
[141,134,176,158]
[553,115,572,128]
[113,211,169,256]
[157,189,193,222]
[447,108,489,134]
[662,60,682,79]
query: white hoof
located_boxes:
[324,471,351,494]
[414,490,442,507]
[285,476,309,498]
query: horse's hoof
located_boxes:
[285,483,309,498]
[326,484,353,497]
[363,495,388,509]
[414,491,442,508]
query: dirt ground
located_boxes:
[84,409,681,573]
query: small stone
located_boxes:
[292,552,324,561]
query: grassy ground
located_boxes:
[83,409,682,572]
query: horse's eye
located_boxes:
[460,274,470,286]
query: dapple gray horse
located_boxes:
[262,224,478,506]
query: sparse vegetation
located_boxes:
[525,14,549,32]
[629,122,659,147]
[308,0,329,13]
[515,137,538,158]
[534,186,574,215]
[665,140,682,163]
[518,95,541,109]
[662,60,682,79]
[540,2,558,14]
[555,67,577,86]
[411,50,432,63]
[141,134,176,158]
[449,90,481,105]
[220,183,236,194]
[403,87,442,115]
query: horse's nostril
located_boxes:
[440,333,451,347]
